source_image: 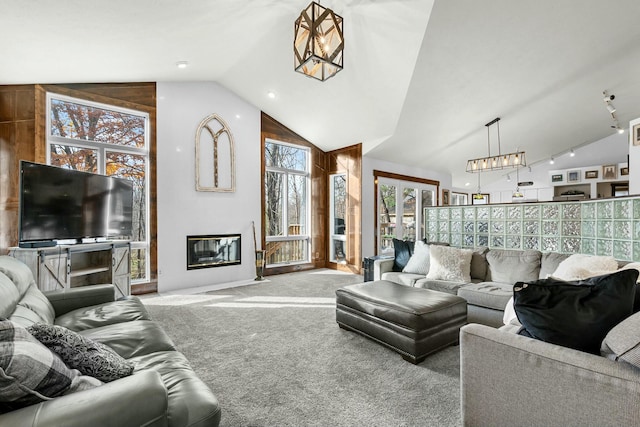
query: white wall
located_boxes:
[361,157,450,258]
[156,82,261,292]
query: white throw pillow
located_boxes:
[402,241,430,275]
[426,245,473,283]
[551,254,618,281]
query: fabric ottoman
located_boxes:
[336,280,467,364]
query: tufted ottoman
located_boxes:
[336,280,467,364]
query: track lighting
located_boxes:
[569,149,575,157]
[549,157,555,165]
[507,174,511,182]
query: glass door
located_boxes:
[330,174,347,263]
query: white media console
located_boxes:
[9,241,131,298]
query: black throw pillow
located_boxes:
[392,238,415,272]
[513,269,639,354]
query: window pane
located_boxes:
[265,141,307,171]
[265,171,284,236]
[333,175,346,235]
[130,248,146,281]
[106,152,146,241]
[288,174,306,235]
[265,240,308,265]
[50,144,98,172]
[379,184,396,253]
[50,98,145,148]
[402,188,416,241]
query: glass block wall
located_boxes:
[424,197,640,261]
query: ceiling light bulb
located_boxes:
[549,157,555,165]
[176,61,188,69]
[465,182,470,187]
[267,91,276,99]
[569,150,575,157]
[617,127,625,134]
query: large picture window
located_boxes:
[46,93,150,282]
[264,139,310,266]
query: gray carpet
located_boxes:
[143,270,461,427]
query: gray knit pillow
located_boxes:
[601,312,640,368]
[27,323,134,382]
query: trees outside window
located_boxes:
[264,140,310,265]
[46,93,150,282]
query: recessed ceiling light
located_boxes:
[617,127,625,134]
[235,114,241,119]
[569,149,575,157]
[549,157,555,165]
[464,182,470,187]
[176,61,188,69]
[267,91,276,99]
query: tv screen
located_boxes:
[19,161,134,243]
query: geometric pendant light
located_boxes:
[294,1,344,81]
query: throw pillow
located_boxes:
[402,241,430,275]
[514,269,639,354]
[486,249,541,284]
[426,245,473,283]
[551,254,618,281]
[470,247,489,280]
[392,239,415,272]
[601,311,640,368]
[0,319,101,412]
[27,323,134,382]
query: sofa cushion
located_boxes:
[27,323,134,382]
[55,297,151,332]
[414,278,468,295]
[0,319,101,412]
[392,239,414,272]
[470,247,489,281]
[551,254,618,281]
[539,252,570,279]
[16,286,55,325]
[457,282,513,311]
[80,320,176,359]
[0,256,36,297]
[426,246,473,283]
[380,272,425,286]
[0,272,20,320]
[486,249,541,284]
[514,270,638,354]
[130,351,221,427]
[601,311,640,368]
[402,241,430,275]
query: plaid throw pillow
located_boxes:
[0,320,77,412]
[27,323,134,382]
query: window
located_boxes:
[376,173,437,255]
[46,93,150,282]
[330,174,346,263]
[450,192,469,205]
[264,139,310,266]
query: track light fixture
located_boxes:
[549,157,555,165]
[569,149,575,157]
[603,90,624,134]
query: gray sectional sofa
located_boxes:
[0,255,221,427]
[374,247,571,327]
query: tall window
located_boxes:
[264,139,310,266]
[330,174,347,263]
[46,93,150,282]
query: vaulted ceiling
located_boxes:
[3,0,640,188]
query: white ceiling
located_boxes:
[3,0,640,188]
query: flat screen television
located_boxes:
[19,161,134,245]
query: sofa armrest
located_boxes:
[373,258,395,281]
[45,284,116,316]
[0,370,168,427]
[460,323,640,427]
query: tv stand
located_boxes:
[9,241,131,298]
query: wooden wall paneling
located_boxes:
[0,85,36,254]
[327,143,362,273]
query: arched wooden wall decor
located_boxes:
[195,114,236,192]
